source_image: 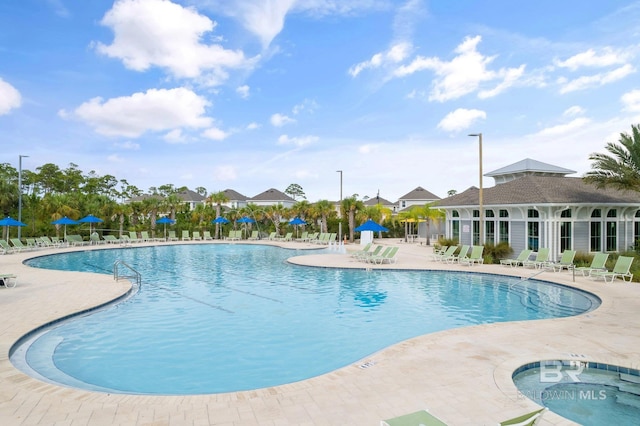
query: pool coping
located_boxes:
[1,240,639,425]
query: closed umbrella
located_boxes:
[51,216,79,240]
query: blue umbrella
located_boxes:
[289,217,307,225]
[212,216,230,224]
[51,216,79,240]
[0,216,26,240]
[156,217,175,240]
[79,214,104,234]
[355,219,389,232]
[236,216,255,224]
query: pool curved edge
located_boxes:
[1,242,639,425]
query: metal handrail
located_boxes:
[114,260,141,287]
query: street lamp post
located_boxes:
[18,155,29,240]
[468,134,483,245]
[336,170,343,243]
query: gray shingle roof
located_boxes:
[250,188,295,202]
[437,176,640,206]
[364,196,394,206]
[485,158,576,177]
[398,186,441,201]
[222,189,248,201]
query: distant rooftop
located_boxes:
[485,158,576,185]
[398,186,440,201]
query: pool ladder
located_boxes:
[113,260,141,287]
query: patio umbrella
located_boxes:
[212,216,229,239]
[156,217,175,241]
[289,217,307,238]
[0,216,26,240]
[78,214,104,234]
[51,216,79,240]
[355,219,389,232]
[236,216,255,239]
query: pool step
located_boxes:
[620,372,640,384]
[615,391,640,409]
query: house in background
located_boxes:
[221,189,249,209]
[363,195,396,212]
[249,188,296,208]
[437,159,640,260]
[397,186,441,211]
[126,188,205,211]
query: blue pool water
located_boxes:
[13,244,599,395]
[513,361,640,425]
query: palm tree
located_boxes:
[584,124,640,191]
[412,203,445,245]
[341,196,365,243]
[312,199,334,233]
[207,191,229,238]
[264,204,288,236]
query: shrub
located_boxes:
[482,242,512,264]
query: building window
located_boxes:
[634,211,640,250]
[452,220,460,241]
[485,221,495,245]
[527,209,539,251]
[606,209,617,251]
[499,209,509,218]
[452,210,459,217]
[473,219,480,245]
[560,222,572,251]
[590,209,601,251]
[499,220,509,243]
[561,209,571,218]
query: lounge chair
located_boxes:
[575,252,609,277]
[0,273,17,288]
[500,249,533,268]
[192,231,202,241]
[267,232,277,240]
[295,231,308,242]
[103,235,120,244]
[51,236,66,247]
[168,230,179,241]
[26,238,42,249]
[522,248,549,269]
[590,255,634,283]
[369,246,399,264]
[445,245,470,263]
[547,249,576,272]
[0,239,14,254]
[248,231,259,240]
[431,245,456,262]
[381,409,447,426]
[357,245,383,261]
[10,238,32,252]
[459,245,484,266]
[499,407,547,426]
[281,232,293,241]
[351,243,372,258]
[40,236,62,248]
[203,231,213,240]
[129,231,141,243]
[181,230,191,241]
[66,234,87,246]
[90,232,106,245]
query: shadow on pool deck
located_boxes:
[1,240,638,425]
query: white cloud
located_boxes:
[437,108,486,132]
[114,140,141,150]
[0,78,22,115]
[213,165,237,180]
[563,106,585,117]
[349,42,411,77]
[621,89,640,112]
[107,154,125,162]
[277,134,318,147]
[555,47,631,71]
[533,117,591,137]
[292,98,318,115]
[164,129,186,143]
[69,87,212,137]
[393,35,525,102]
[202,127,229,140]
[46,0,70,17]
[558,64,635,94]
[95,0,252,84]
[270,113,296,127]
[236,85,250,98]
[246,122,260,130]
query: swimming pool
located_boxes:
[513,360,640,425]
[12,244,600,395]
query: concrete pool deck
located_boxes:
[0,239,638,425]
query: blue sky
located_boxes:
[2,0,640,202]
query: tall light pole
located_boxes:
[18,155,29,240]
[468,134,483,245]
[336,170,343,243]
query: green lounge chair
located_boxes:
[590,255,634,282]
[432,245,456,262]
[282,232,293,241]
[500,249,533,267]
[103,235,120,244]
[369,246,399,264]
[247,230,259,240]
[181,230,191,241]
[10,238,32,252]
[547,249,576,272]
[366,246,392,263]
[26,238,41,249]
[357,244,383,261]
[522,247,549,268]
[90,232,106,245]
[192,231,202,241]
[0,239,15,254]
[0,273,17,288]
[203,231,213,240]
[460,245,484,266]
[381,409,447,426]
[499,407,547,426]
[128,231,141,243]
[575,252,609,276]
[295,231,308,242]
[445,245,470,263]
[168,230,179,241]
[351,242,372,258]
[267,232,276,240]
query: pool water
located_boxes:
[513,361,640,425]
[13,244,599,395]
